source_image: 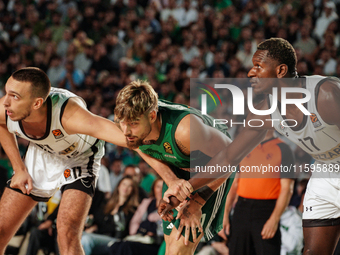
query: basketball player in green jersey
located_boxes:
[114,80,235,255]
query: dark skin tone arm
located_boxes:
[317,80,340,129]
[169,78,340,213]
[186,99,271,191]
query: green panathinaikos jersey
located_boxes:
[138,99,229,178]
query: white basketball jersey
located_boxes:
[7,87,98,159]
[270,75,340,165]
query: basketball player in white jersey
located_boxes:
[162,38,340,254]
[0,67,193,254]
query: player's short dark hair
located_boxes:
[12,67,51,101]
[258,38,297,76]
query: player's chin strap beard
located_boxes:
[141,112,161,145]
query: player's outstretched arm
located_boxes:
[61,98,127,147]
[0,98,33,194]
[136,149,193,201]
[163,111,267,201]
[187,107,270,192]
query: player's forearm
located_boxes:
[188,147,238,190]
[194,175,232,205]
[189,129,267,191]
[137,150,178,186]
[0,124,25,171]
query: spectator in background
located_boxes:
[139,160,157,195]
[123,164,149,203]
[155,51,170,75]
[106,33,127,71]
[32,51,48,73]
[145,8,162,34]
[98,157,112,199]
[280,203,304,255]
[58,60,84,92]
[73,31,94,54]
[180,35,200,64]
[109,178,164,255]
[158,81,176,102]
[207,51,229,78]
[131,62,148,81]
[173,0,198,28]
[109,158,124,193]
[50,12,67,44]
[56,28,73,58]
[126,34,148,63]
[236,39,253,70]
[26,204,59,255]
[313,1,338,41]
[160,0,177,22]
[47,55,65,87]
[293,25,317,61]
[81,176,139,255]
[74,42,94,74]
[315,49,337,75]
[91,43,114,74]
[13,25,39,51]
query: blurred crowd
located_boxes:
[0,0,340,254]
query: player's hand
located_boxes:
[218,214,230,241]
[38,220,54,236]
[158,196,181,221]
[158,199,174,222]
[261,216,279,239]
[10,170,33,194]
[175,194,203,245]
[164,178,193,203]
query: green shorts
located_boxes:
[162,172,235,242]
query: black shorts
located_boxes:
[7,176,96,202]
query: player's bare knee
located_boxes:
[57,224,81,247]
[0,224,11,246]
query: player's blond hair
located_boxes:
[115,80,158,122]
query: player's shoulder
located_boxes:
[175,114,206,140]
[60,96,87,120]
[317,77,340,110]
[318,77,340,95]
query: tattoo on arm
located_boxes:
[183,209,191,218]
[191,198,204,206]
[175,138,190,156]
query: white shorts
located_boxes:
[21,139,105,200]
[303,176,340,227]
